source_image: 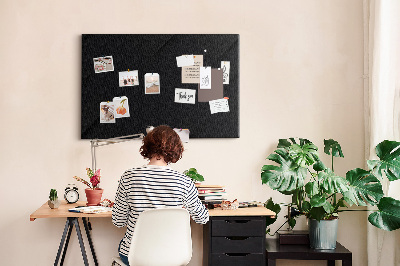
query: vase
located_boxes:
[308,218,338,249]
[85,188,103,206]
[48,199,60,209]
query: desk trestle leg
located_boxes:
[54,217,97,266]
[71,218,89,266]
[82,217,98,266]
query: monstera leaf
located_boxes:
[288,142,319,168]
[324,139,344,157]
[318,169,349,195]
[261,148,307,192]
[368,197,400,231]
[367,140,400,181]
[264,198,281,227]
[343,168,383,206]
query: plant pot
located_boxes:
[85,188,103,206]
[308,218,338,249]
[48,199,60,209]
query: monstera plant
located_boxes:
[261,138,400,233]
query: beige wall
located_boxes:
[0,0,366,265]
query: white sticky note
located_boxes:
[175,88,196,104]
[221,61,230,84]
[200,67,212,89]
[209,98,229,114]
[176,55,195,67]
[174,128,190,143]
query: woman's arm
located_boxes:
[182,181,209,224]
[112,174,129,227]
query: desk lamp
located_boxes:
[90,133,145,172]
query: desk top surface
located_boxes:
[30,201,275,221]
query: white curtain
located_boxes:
[366,0,400,265]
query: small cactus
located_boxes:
[49,189,58,201]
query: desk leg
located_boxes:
[327,260,335,266]
[71,218,89,266]
[60,220,73,265]
[82,217,98,266]
[267,259,276,266]
[54,219,71,266]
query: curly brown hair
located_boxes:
[140,125,184,163]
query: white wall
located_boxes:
[0,0,366,265]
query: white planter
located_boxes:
[48,199,60,209]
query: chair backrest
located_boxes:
[128,208,192,266]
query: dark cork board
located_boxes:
[81,34,240,139]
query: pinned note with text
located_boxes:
[175,88,196,104]
[221,61,230,84]
[209,98,230,114]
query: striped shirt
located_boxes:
[112,165,209,257]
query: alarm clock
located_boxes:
[64,184,79,204]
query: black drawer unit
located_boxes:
[204,216,267,266]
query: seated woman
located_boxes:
[112,125,209,265]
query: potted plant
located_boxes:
[184,168,204,183]
[48,189,60,209]
[261,138,400,249]
[74,168,103,206]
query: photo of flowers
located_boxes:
[113,96,130,118]
[119,70,139,87]
[93,56,114,73]
[100,102,115,123]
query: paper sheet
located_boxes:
[175,88,196,104]
[176,55,195,67]
[174,128,190,143]
[182,55,203,84]
[200,67,212,89]
[209,98,230,114]
[221,61,230,84]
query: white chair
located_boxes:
[112,208,192,266]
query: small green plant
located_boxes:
[49,189,58,201]
[184,168,204,182]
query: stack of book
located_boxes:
[195,184,227,205]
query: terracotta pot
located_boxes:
[85,188,103,206]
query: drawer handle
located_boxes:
[224,220,250,224]
[225,253,250,257]
[225,236,249,241]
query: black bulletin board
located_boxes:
[81,34,240,139]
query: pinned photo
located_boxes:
[119,70,139,87]
[113,96,130,118]
[100,102,115,123]
[93,56,114,73]
[144,73,160,94]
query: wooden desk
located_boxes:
[204,207,275,266]
[30,201,109,266]
[266,238,352,266]
[31,203,275,266]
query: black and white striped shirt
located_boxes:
[112,165,209,257]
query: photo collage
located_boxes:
[94,54,231,123]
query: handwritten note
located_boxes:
[176,55,195,67]
[200,67,212,89]
[209,98,229,114]
[221,61,230,84]
[182,55,203,84]
[175,88,196,104]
